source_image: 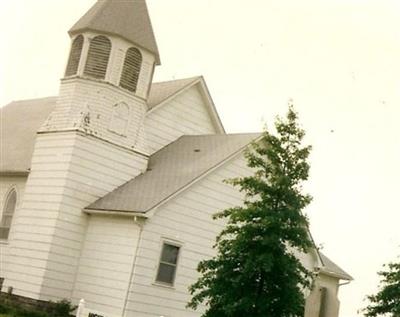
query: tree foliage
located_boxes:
[364,260,400,317]
[187,107,315,317]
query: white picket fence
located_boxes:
[75,299,166,317]
[76,299,118,317]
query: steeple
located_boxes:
[41,0,160,151]
[69,0,160,65]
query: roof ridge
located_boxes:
[180,132,262,137]
[2,96,57,108]
[152,76,201,85]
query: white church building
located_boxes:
[0,1,351,316]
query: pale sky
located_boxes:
[1,1,400,317]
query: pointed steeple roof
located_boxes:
[69,0,160,65]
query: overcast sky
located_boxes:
[1,1,400,316]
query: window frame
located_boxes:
[154,239,182,287]
[0,186,18,241]
[108,102,130,137]
[119,47,142,93]
[83,35,112,80]
[64,34,84,77]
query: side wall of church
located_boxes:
[123,154,250,317]
[145,85,218,154]
[305,273,341,317]
[0,175,27,286]
[3,132,148,301]
[103,150,341,317]
[71,215,141,315]
[119,153,320,317]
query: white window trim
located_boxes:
[0,185,18,241]
[153,238,183,288]
[108,102,130,137]
[119,46,142,93]
[83,35,112,80]
[64,34,84,78]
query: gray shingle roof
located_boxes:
[0,78,202,174]
[320,252,353,280]
[147,77,201,109]
[0,97,56,173]
[69,0,160,64]
[86,133,260,213]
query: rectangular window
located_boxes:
[156,242,180,285]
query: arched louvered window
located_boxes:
[120,47,142,93]
[65,35,84,77]
[0,189,17,240]
[84,35,111,80]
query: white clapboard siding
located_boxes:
[145,85,217,154]
[0,175,27,291]
[124,151,320,317]
[40,78,149,154]
[122,153,250,317]
[305,273,341,317]
[4,131,148,301]
[72,215,141,315]
[292,247,318,273]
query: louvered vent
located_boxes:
[120,47,142,93]
[84,35,111,80]
[65,35,84,77]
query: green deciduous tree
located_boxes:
[364,260,400,317]
[187,107,315,317]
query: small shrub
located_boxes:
[0,298,76,317]
[48,299,76,317]
[0,304,10,314]
[0,302,12,314]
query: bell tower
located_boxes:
[4,0,160,301]
[41,0,160,151]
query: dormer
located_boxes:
[64,0,160,100]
